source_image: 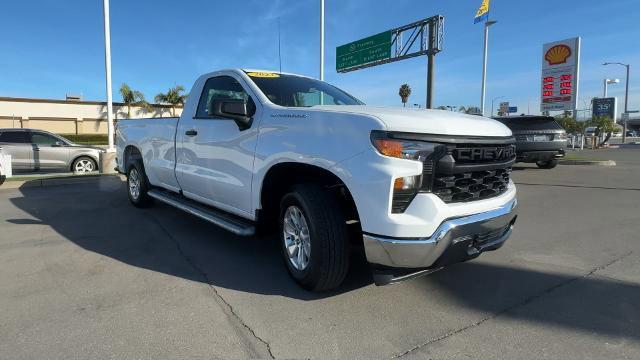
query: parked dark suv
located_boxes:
[492,115,566,169]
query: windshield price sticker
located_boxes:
[247,72,280,77]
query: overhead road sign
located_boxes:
[335,16,444,109]
[336,16,444,73]
[336,31,392,72]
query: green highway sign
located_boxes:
[336,31,392,72]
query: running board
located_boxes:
[147,189,255,236]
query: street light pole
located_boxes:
[604,62,630,143]
[480,20,496,116]
[491,95,503,117]
[603,78,620,98]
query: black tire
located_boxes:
[279,184,350,291]
[536,159,558,169]
[126,161,153,208]
[71,156,98,173]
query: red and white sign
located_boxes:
[540,37,580,112]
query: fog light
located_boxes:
[391,175,422,213]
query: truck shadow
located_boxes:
[7,177,640,342]
[8,177,371,300]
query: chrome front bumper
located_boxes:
[363,198,518,269]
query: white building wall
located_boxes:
[0,97,183,134]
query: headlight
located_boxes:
[370,131,440,161]
[371,131,447,213]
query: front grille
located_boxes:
[423,142,514,204]
[432,168,511,203]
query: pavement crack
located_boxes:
[393,251,633,358]
[146,213,275,359]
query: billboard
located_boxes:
[592,97,617,121]
[540,37,581,112]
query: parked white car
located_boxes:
[116,69,518,291]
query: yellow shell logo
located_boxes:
[545,44,572,65]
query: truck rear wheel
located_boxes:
[280,184,350,291]
[536,159,558,169]
[127,161,153,208]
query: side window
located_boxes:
[196,76,256,118]
[31,132,60,145]
[0,131,30,144]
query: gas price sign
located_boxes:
[540,37,581,112]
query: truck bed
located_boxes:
[116,117,179,190]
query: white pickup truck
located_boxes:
[116,69,518,291]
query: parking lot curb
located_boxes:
[559,159,616,166]
[0,174,123,190]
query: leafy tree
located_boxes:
[554,115,585,135]
[588,115,617,146]
[398,84,411,107]
[119,83,151,117]
[155,85,188,116]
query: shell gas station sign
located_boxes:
[540,37,581,112]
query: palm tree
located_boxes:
[119,83,151,117]
[155,85,188,116]
[398,84,411,107]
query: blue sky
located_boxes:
[1,0,639,115]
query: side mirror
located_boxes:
[52,141,64,147]
[211,99,253,130]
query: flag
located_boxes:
[474,0,490,24]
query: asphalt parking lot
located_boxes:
[1,148,639,359]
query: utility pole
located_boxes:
[103,0,114,152]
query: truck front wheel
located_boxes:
[280,184,350,291]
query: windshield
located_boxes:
[245,71,363,107]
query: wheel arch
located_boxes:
[123,145,143,171]
[258,162,361,234]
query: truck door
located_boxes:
[175,75,260,219]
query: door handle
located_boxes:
[185,130,198,136]
[33,147,40,152]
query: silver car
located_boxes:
[0,128,104,172]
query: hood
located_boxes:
[313,105,512,137]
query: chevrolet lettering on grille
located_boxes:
[454,145,516,162]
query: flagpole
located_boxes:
[103,0,114,152]
[480,18,496,116]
